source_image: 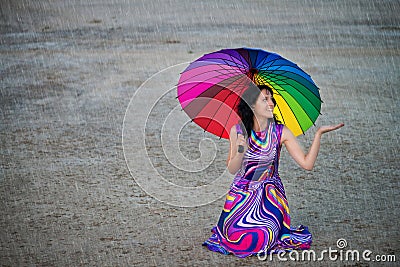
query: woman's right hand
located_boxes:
[227,126,247,174]
[236,133,247,153]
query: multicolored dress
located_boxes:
[202,121,312,258]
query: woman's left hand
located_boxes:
[317,123,345,135]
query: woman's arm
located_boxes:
[226,125,247,174]
[281,123,344,171]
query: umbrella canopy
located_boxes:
[177,47,322,139]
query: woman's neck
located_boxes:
[252,116,270,132]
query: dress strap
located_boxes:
[275,123,283,147]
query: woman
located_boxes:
[202,84,344,258]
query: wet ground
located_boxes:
[1,0,399,266]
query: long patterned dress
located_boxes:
[202,121,312,258]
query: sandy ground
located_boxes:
[0,0,399,266]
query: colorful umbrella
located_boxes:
[177,47,322,138]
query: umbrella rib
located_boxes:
[256,53,284,70]
[177,66,243,99]
[264,78,320,124]
[274,100,287,126]
[202,75,250,137]
[216,77,251,138]
[204,55,248,70]
[254,54,319,104]
[213,59,247,75]
[279,76,321,115]
[259,66,321,102]
[178,50,250,100]
[256,53,271,68]
[251,52,321,118]
[273,89,306,135]
[197,50,249,70]
[178,62,243,85]
[259,62,316,91]
[178,55,252,101]
[237,49,251,70]
[204,55,248,76]
[257,55,302,73]
[218,49,249,69]
[253,49,260,68]
[207,49,249,72]
[261,70,321,115]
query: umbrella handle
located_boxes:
[237,126,245,153]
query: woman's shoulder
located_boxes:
[277,124,299,143]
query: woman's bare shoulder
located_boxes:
[280,124,295,142]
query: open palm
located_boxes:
[318,123,345,134]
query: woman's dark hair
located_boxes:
[237,84,279,137]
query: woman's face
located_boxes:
[252,89,275,119]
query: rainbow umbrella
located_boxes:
[177,47,322,139]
